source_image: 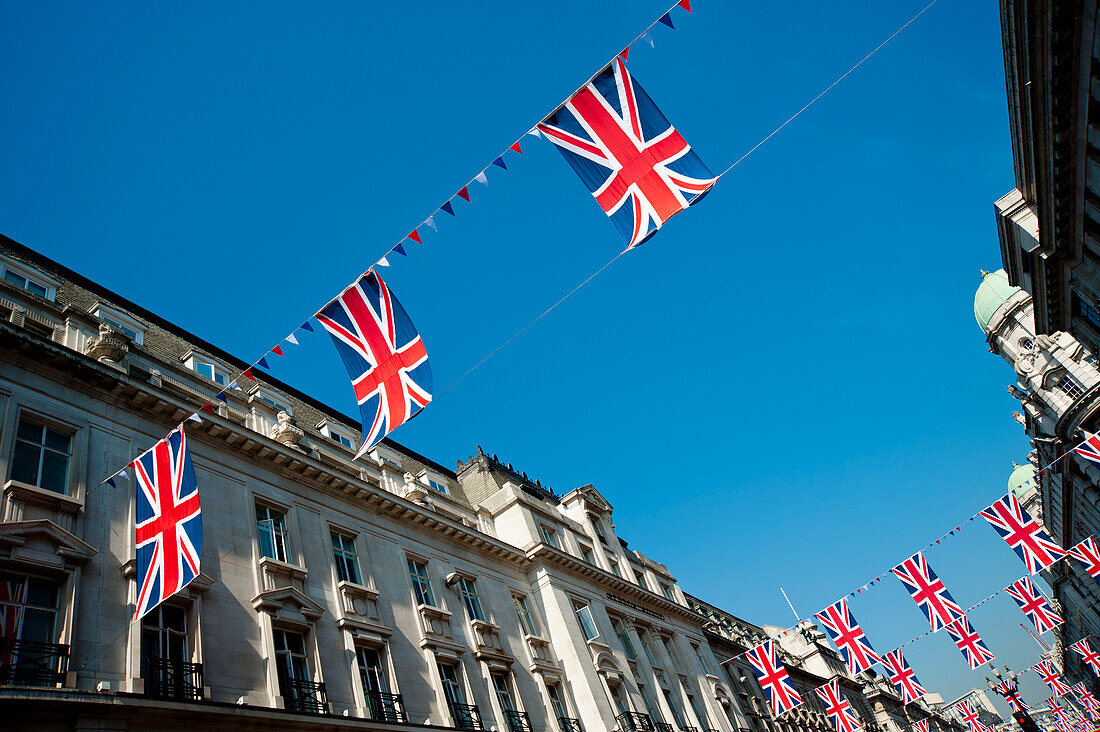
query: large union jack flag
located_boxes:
[883,649,926,703]
[993,681,1030,713]
[744,641,804,716]
[981,492,1066,574]
[1069,536,1100,579]
[892,552,966,632]
[1075,686,1100,721]
[1032,661,1071,695]
[814,680,862,732]
[1071,639,1100,677]
[134,426,201,619]
[1005,576,1063,635]
[1073,433,1100,465]
[945,616,996,669]
[317,270,431,457]
[538,57,716,250]
[911,720,930,732]
[954,701,992,732]
[815,599,882,675]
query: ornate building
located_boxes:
[975,269,1100,688]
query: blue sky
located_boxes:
[0,0,1064,714]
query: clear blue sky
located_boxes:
[1,0,1062,714]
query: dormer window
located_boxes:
[1,257,58,301]
[90,303,146,345]
[250,387,292,415]
[318,420,357,451]
[419,471,450,495]
[184,354,231,386]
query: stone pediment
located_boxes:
[576,484,613,513]
[0,519,96,569]
[251,585,325,627]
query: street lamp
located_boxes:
[986,665,1040,732]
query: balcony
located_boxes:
[145,657,204,701]
[680,727,700,732]
[0,639,68,687]
[281,678,327,714]
[654,724,675,732]
[558,717,583,732]
[702,729,722,732]
[450,702,484,730]
[617,712,656,732]
[504,710,532,732]
[366,691,407,723]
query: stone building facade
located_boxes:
[0,232,877,732]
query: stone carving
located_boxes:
[272,410,303,447]
[402,472,428,504]
[85,322,129,366]
[1013,411,1027,426]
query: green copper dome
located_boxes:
[975,269,1021,332]
[1008,462,1037,501]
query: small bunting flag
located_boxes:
[619,47,629,60]
[188,413,203,424]
[229,380,241,390]
[243,368,255,380]
[528,127,541,138]
[201,403,215,415]
[285,334,298,346]
[492,157,507,170]
[376,256,390,267]
[441,201,455,216]
[424,216,437,231]
[510,141,523,154]
[642,31,654,47]
[658,12,674,28]
[299,321,314,333]
[475,171,488,186]
[407,230,421,244]
[393,243,407,257]
[457,186,470,202]
[271,345,284,357]
[214,392,227,403]
[257,357,269,369]
[678,0,691,10]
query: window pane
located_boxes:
[20,607,55,643]
[39,450,70,494]
[4,271,26,287]
[10,440,41,485]
[25,578,57,608]
[16,420,42,443]
[44,428,70,453]
[257,520,276,559]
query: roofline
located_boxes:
[0,233,456,479]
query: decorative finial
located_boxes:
[980,269,991,279]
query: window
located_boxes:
[438,662,465,704]
[609,559,622,578]
[573,601,599,641]
[11,417,71,494]
[589,513,609,545]
[91,304,145,344]
[274,629,322,713]
[579,544,595,565]
[456,576,485,621]
[691,642,713,674]
[660,583,675,601]
[686,686,710,728]
[408,558,436,607]
[639,632,658,667]
[547,682,569,721]
[661,637,683,672]
[492,673,517,712]
[0,572,60,643]
[610,684,631,715]
[538,524,559,549]
[513,594,539,636]
[256,392,293,415]
[640,683,664,724]
[357,646,399,721]
[1077,293,1100,330]
[1056,374,1086,400]
[1,259,55,300]
[256,504,290,563]
[633,566,650,590]
[331,532,361,584]
[612,619,637,660]
[327,429,354,450]
[426,478,449,495]
[141,605,187,665]
[188,357,230,386]
[664,689,688,729]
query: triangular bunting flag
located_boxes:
[475,171,488,186]
[214,392,227,403]
[441,201,455,216]
[510,141,523,154]
[106,476,118,489]
[528,127,541,138]
[243,368,255,380]
[678,0,691,10]
[424,216,437,231]
[271,345,284,357]
[658,12,674,28]
[229,380,241,390]
[201,403,215,415]
[376,256,390,267]
[285,334,298,346]
[393,243,407,257]
[642,31,654,47]
[492,157,507,170]
[457,186,470,202]
[300,321,314,333]
[407,230,421,244]
[257,357,270,369]
[619,47,629,60]
[188,413,203,424]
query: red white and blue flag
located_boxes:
[744,641,804,716]
[814,680,862,732]
[911,720,930,732]
[993,681,1030,713]
[1075,686,1100,721]
[538,57,716,250]
[893,552,966,631]
[1005,576,1063,635]
[1032,661,1071,695]
[1072,639,1100,677]
[816,600,882,675]
[1073,433,1100,465]
[981,492,1066,574]
[1069,536,1100,579]
[317,270,431,457]
[883,649,926,703]
[945,616,996,669]
[134,426,201,619]
[955,701,991,732]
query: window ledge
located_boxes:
[470,618,500,633]
[523,634,550,647]
[258,555,308,580]
[336,579,378,600]
[585,638,610,653]
[3,480,82,514]
[418,603,451,621]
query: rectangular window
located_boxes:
[1076,293,1100,330]
[357,645,400,721]
[609,559,622,578]
[661,637,683,672]
[3,268,49,299]
[538,524,559,549]
[513,594,538,636]
[11,417,71,494]
[691,642,713,674]
[610,684,631,715]
[573,601,599,641]
[327,429,354,449]
[633,566,650,590]
[438,661,466,705]
[589,514,609,545]
[408,558,436,607]
[1056,374,1086,400]
[256,504,290,563]
[0,572,59,643]
[687,689,710,728]
[640,683,664,724]
[141,605,187,665]
[456,577,485,621]
[579,544,595,565]
[274,629,318,714]
[331,532,362,584]
[660,583,675,601]
[664,689,687,729]
[612,619,637,660]
[547,682,569,721]
[492,673,517,712]
[191,358,229,386]
[91,304,145,344]
[258,394,293,414]
[640,632,658,667]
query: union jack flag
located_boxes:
[1005,576,1064,635]
[911,720,930,732]
[955,701,992,732]
[1073,433,1100,465]
[981,493,1066,574]
[814,680,862,732]
[744,641,804,716]
[1032,661,1071,695]
[1076,688,1100,721]
[892,552,966,631]
[993,681,1030,713]
[538,57,716,250]
[134,426,201,619]
[1049,697,1066,717]
[882,649,926,703]
[945,616,996,669]
[815,600,882,675]
[317,270,431,457]
[1069,536,1100,579]
[1072,639,1100,677]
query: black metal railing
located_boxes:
[0,639,68,687]
[702,728,722,732]
[504,709,532,732]
[654,723,675,732]
[145,657,204,700]
[559,716,583,732]
[281,677,327,714]
[617,712,656,732]
[366,690,407,723]
[450,702,484,730]
[680,727,700,732]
